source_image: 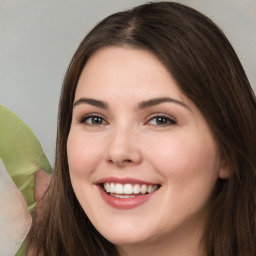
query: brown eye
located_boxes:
[147,115,176,126]
[80,115,107,125]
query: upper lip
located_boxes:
[95,176,159,185]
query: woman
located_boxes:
[28,2,256,255]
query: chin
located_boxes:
[99,228,152,246]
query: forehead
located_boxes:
[75,46,185,103]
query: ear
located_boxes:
[218,160,231,179]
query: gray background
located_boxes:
[1,0,255,165]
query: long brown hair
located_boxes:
[28,2,256,255]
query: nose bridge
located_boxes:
[106,120,142,166]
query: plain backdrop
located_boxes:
[0,0,255,165]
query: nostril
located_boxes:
[123,159,132,163]
[107,157,137,167]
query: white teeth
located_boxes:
[115,183,123,194]
[133,184,141,194]
[140,184,147,194]
[110,183,115,193]
[112,194,135,198]
[123,184,133,194]
[103,182,159,195]
[152,185,158,192]
[104,183,110,193]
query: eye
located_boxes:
[79,114,108,125]
[146,115,176,126]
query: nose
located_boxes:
[105,125,142,167]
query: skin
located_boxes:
[34,169,51,213]
[67,47,228,256]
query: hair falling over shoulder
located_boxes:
[27,2,256,256]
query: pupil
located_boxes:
[157,117,167,124]
[92,117,102,124]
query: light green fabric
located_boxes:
[0,105,52,255]
[0,105,52,208]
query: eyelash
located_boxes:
[78,113,177,126]
[78,114,107,126]
[146,114,177,126]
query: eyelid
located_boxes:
[77,113,109,125]
[145,113,177,125]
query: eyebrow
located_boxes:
[73,97,190,110]
[73,98,109,109]
[138,97,190,110]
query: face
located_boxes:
[67,47,226,250]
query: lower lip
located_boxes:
[98,186,157,209]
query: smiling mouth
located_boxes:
[102,183,160,198]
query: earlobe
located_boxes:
[218,161,231,179]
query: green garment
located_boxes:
[0,105,52,255]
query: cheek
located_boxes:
[67,132,103,210]
[148,133,219,219]
[144,131,219,189]
[67,132,103,179]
